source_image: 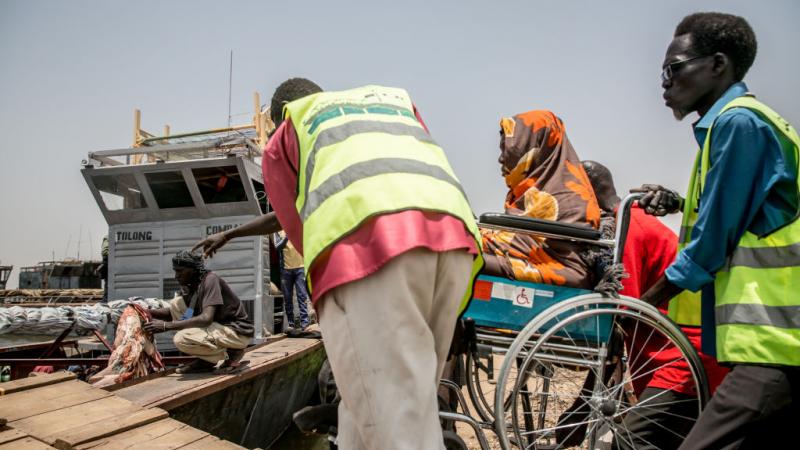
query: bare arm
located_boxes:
[639,275,684,308]
[192,212,283,258]
[143,305,217,334]
[149,307,172,321]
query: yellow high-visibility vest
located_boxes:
[674,95,800,365]
[283,85,483,312]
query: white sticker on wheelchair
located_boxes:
[491,282,514,301]
[535,289,554,298]
[512,286,534,308]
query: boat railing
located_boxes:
[86,92,275,168]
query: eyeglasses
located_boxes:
[660,55,709,82]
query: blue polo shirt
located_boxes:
[664,82,799,356]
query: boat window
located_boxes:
[192,166,248,204]
[144,171,195,209]
[93,174,148,211]
[251,180,269,214]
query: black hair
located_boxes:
[270,78,323,126]
[172,250,207,279]
[581,160,619,213]
[675,12,757,81]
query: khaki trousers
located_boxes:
[168,296,250,364]
[317,247,473,450]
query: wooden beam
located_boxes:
[14,396,146,444]
[0,380,113,422]
[0,428,28,445]
[253,92,261,142]
[0,372,76,396]
[133,109,141,148]
[0,436,56,449]
[114,338,322,410]
[52,408,168,450]
[76,419,208,450]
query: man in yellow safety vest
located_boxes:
[195,79,483,449]
[634,12,800,448]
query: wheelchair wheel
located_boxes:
[466,343,505,422]
[495,294,709,449]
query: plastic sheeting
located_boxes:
[0,297,170,336]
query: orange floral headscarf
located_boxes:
[498,110,600,229]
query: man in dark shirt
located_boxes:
[146,251,253,373]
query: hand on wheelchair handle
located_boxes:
[630,184,683,216]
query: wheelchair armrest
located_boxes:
[479,213,602,241]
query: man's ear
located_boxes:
[711,52,731,78]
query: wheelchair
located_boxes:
[442,194,710,449]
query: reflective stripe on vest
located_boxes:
[667,149,704,327]
[299,121,437,219]
[301,157,468,221]
[685,95,800,365]
[283,85,484,313]
[721,242,800,270]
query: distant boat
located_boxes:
[0,265,11,290]
[18,259,101,290]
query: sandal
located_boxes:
[175,359,216,374]
[216,349,247,374]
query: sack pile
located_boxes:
[0,297,170,336]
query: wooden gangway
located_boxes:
[111,337,325,448]
[112,337,323,410]
[0,372,245,450]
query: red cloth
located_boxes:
[621,205,728,396]
[90,304,164,387]
[263,107,477,304]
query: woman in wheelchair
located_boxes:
[481,109,608,290]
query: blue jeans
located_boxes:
[281,267,309,328]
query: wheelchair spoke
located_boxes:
[617,418,639,450]
[622,356,688,389]
[627,324,656,373]
[619,408,691,441]
[619,401,698,422]
[612,418,665,450]
[626,338,674,380]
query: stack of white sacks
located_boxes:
[0,297,169,336]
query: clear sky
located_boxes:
[1,1,798,288]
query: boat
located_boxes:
[0,265,11,290]
[0,95,326,448]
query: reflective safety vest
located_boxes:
[666,152,704,327]
[283,85,484,312]
[673,94,800,365]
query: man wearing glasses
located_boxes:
[632,12,800,448]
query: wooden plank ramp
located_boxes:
[0,372,245,450]
[114,337,323,411]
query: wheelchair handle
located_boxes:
[613,193,644,265]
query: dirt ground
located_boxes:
[451,354,589,450]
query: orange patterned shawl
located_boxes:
[481,110,600,288]
[90,304,164,387]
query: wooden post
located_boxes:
[254,92,265,148]
[133,109,141,148]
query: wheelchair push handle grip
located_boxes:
[613,193,644,265]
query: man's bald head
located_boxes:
[582,160,620,213]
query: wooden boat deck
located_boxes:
[113,337,323,411]
[0,372,245,450]
[0,334,78,354]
